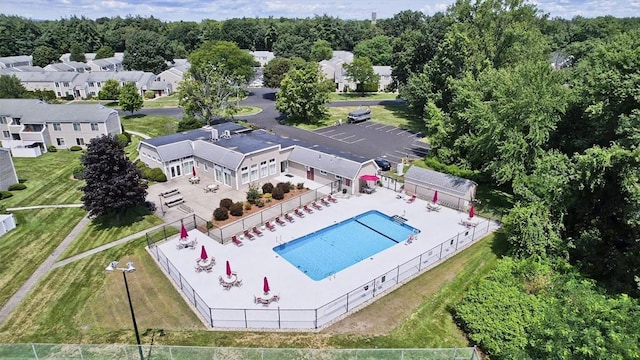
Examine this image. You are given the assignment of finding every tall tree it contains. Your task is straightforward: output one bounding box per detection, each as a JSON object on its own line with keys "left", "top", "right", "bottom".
{"left": 343, "top": 57, "right": 379, "bottom": 94}
{"left": 94, "top": 45, "right": 115, "bottom": 60}
{"left": 31, "top": 45, "right": 60, "bottom": 67}
{"left": 263, "top": 57, "right": 292, "bottom": 88}
{"left": 69, "top": 43, "right": 86, "bottom": 63}
{"left": 123, "top": 30, "right": 173, "bottom": 73}
{"left": 80, "top": 135, "right": 148, "bottom": 218}
{"left": 188, "top": 41, "right": 256, "bottom": 83}
{"left": 118, "top": 82, "right": 143, "bottom": 114}
{"left": 0, "top": 75, "right": 28, "bottom": 98}
{"left": 309, "top": 40, "right": 333, "bottom": 62}
{"left": 98, "top": 79, "right": 121, "bottom": 100}
{"left": 276, "top": 62, "right": 334, "bottom": 123}
{"left": 354, "top": 35, "right": 393, "bottom": 66}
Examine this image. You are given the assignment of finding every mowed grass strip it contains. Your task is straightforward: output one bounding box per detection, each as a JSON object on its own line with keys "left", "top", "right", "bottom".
{"left": 121, "top": 114, "right": 179, "bottom": 138}
{"left": 4, "top": 151, "right": 84, "bottom": 208}
{"left": 124, "top": 134, "right": 141, "bottom": 161}
{"left": 0, "top": 208, "right": 86, "bottom": 308}
{"left": 59, "top": 209, "right": 164, "bottom": 260}
{"left": 329, "top": 93, "right": 399, "bottom": 101}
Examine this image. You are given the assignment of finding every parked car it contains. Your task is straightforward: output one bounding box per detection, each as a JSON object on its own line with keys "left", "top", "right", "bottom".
{"left": 347, "top": 108, "right": 371, "bottom": 123}
{"left": 375, "top": 158, "right": 391, "bottom": 171}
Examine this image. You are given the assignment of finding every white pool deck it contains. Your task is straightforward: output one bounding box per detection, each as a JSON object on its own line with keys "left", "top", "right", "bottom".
{"left": 152, "top": 187, "right": 500, "bottom": 329}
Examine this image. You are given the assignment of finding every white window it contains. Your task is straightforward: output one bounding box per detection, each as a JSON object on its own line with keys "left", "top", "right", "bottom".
{"left": 204, "top": 163, "right": 208, "bottom": 171}
{"left": 2, "top": 130, "right": 9, "bottom": 138}
{"left": 241, "top": 166, "right": 249, "bottom": 184}
{"left": 335, "top": 175, "right": 343, "bottom": 180}
{"left": 76, "top": 138, "right": 85, "bottom": 145}
{"left": 54, "top": 82, "right": 60, "bottom": 87}
{"left": 319, "top": 170, "right": 327, "bottom": 175}
{"left": 88, "top": 82, "right": 94, "bottom": 87}
{"left": 223, "top": 169, "right": 231, "bottom": 185}
{"left": 260, "top": 161, "right": 268, "bottom": 178}
{"left": 90, "top": 123, "right": 98, "bottom": 131}
{"left": 73, "top": 122, "right": 81, "bottom": 131}
{"left": 56, "top": 138, "right": 65, "bottom": 146}
{"left": 269, "top": 159, "right": 276, "bottom": 175}
{"left": 214, "top": 165, "right": 223, "bottom": 182}
{"left": 53, "top": 123, "right": 61, "bottom": 131}
{"left": 250, "top": 164, "right": 259, "bottom": 181}
{"left": 0, "top": 116, "right": 5, "bottom": 124}
{"left": 97, "top": 82, "right": 101, "bottom": 87}
{"left": 63, "top": 82, "right": 70, "bottom": 87}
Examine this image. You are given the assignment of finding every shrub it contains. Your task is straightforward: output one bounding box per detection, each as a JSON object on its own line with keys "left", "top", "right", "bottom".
{"left": 47, "top": 145, "right": 57, "bottom": 153}
{"left": 0, "top": 191, "right": 13, "bottom": 199}
{"left": 206, "top": 221, "right": 214, "bottom": 229}
{"left": 8, "top": 183, "right": 26, "bottom": 191}
{"left": 72, "top": 165, "right": 85, "bottom": 180}
{"left": 115, "top": 133, "right": 130, "bottom": 146}
{"left": 276, "top": 182, "right": 290, "bottom": 194}
{"left": 144, "top": 168, "right": 167, "bottom": 182}
{"left": 144, "top": 200, "right": 156, "bottom": 212}
{"left": 220, "top": 198, "right": 233, "bottom": 209}
{"left": 213, "top": 207, "right": 229, "bottom": 221}
{"left": 144, "top": 90, "right": 155, "bottom": 99}
{"left": 262, "top": 182, "right": 274, "bottom": 194}
{"left": 256, "top": 199, "right": 264, "bottom": 207}
{"left": 262, "top": 193, "right": 272, "bottom": 199}
{"left": 229, "top": 202, "right": 244, "bottom": 216}
{"left": 297, "top": 182, "right": 305, "bottom": 189}
{"left": 135, "top": 159, "right": 147, "bottom": 170}
{"left": 246, "top": 183, "right": 261, "bottom": 204}
{"left": 244, "top": 202, "right": 252, "bottom": 211}
{"left": 69, "top": 145, "right": 82, "bottom": 151}
{"left": 272, "top": 187, "right": 285, "bottom": 200}
{"left": 64, "top": 94, "right": 75, "bottom": 101}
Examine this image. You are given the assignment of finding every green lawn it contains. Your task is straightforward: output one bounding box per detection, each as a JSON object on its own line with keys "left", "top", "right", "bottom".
{"left": 235, "top": 106, "right": 262, "bottom": 116}
{"left": 121, "top": 114, "right": 179, "bottom": 137}
{"left": 58, "top": 209, "right": 164, "bottom": 260}
{"left": 143, "top": 94, "right": 180, "bottom": 108}
{"left": 124, "top": 135, "right": 141, "bottom": 161}
{"left": 329, "top": 92, "right": 399, "bottom": 101}
{"left": 0, "top": 208, "right": 86, "bottom": 309}
{"left": 2, "top": 151, "right": 84, "bottom": 208}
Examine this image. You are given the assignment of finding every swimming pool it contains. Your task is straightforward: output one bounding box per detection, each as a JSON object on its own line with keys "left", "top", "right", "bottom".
{"left": 274, "top": 210, "right": 420, "bottom": 281}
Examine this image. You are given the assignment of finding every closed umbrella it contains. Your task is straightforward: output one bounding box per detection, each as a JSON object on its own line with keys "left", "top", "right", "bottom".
{"left": 192, "top": 166, "right": 197, "bottom": 177}
{"left": 226, "top": 260, "right": 232, "bottom": 278}
{"left": 263, "top": 276, "right": 270, "bottom": 295}
{"left": 180, "top": 224, "right": 188, "bottom": 239}
{"left": 200, "top": 245, "right": 208, "bottom": 261}
{"left": 432, "top": 190, "right": 438, "bottom": 204}
{"left": 469, "top": 205, "right": 475, "bottom": 219}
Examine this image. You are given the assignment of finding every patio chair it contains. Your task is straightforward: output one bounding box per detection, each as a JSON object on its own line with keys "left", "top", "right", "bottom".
{"left": 320, "top": 198, "right": 330, "bottom": 207}
{"left": 312, "top": 201, "right": 322, "bottom": 210}
{"left": 275, "top": 217, "right": 286, "bottom": 226}
{"left": 265, "top": 221, "right": 276, "bottom": 231}
{"left": 426, "top": 202, "right": 442, "bottom": 212}
{"left": 294, "top": 208, "right": 305, "bottom": 218}
{"left": 231, "top": 235, "right": 243, "bottom": 246}
{"left": 285, "top": 213, "right": 295, "bottom": 222}
{"left": 406, "top": 195, "right": 417, "bottom": 204}
{"left": 252, "top": 226, "right": 264, "bottom": 236}
{"left": 328, "top": 194, "right": 338, "bottom": 203}
{"left": 303, "top": 205, "right": 314, "bottom": 214}
{"left": 243, "top": 229, "right": 255, "bottom": 240}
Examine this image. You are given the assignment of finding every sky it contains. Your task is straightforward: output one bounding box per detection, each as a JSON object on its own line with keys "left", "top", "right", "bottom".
{"left": 1, "top": 0, "right": 639, "bottom": 22}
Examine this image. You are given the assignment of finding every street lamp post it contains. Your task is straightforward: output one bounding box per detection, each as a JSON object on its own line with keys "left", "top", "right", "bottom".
{"left": 106, "top": 261, "right": 144, "bottom": 360}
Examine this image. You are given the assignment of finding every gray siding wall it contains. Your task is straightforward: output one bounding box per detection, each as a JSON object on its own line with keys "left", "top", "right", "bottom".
{"left": 0, "top": 151, "right": 18, "bottom": 190}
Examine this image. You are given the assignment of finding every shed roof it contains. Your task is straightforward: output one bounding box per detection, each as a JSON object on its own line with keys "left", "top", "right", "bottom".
{"left": 404, "top": 166, "right": 477, "bottom": 198}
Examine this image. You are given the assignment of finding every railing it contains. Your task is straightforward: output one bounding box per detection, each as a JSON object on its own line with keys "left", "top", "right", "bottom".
{"left": 0, "top": 343, "right": 481, "bottom": 360}
{"left": 147, "top": 216, "right": 496, "bottom": 330}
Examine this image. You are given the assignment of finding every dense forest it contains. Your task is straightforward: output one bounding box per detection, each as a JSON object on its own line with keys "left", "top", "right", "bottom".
{"left": 2, "top": 0, "right": 639, "bottom": 358}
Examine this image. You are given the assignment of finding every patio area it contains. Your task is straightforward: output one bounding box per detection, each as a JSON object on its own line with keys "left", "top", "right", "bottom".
{"left": 149, "top": 186, "right": 500, "bottom": 330}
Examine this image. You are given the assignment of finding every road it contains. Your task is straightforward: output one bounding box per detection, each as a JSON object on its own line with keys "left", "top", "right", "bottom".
{"left": 122, "top": 87, "right": 428, "bottom": 166}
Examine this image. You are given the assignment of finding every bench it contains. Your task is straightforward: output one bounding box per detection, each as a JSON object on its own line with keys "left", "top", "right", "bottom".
{"left": 165, "top": 197, "right": 184, "bottom": 208}
{"left": 160, "top": 188, "right": 180, "bottom": 198}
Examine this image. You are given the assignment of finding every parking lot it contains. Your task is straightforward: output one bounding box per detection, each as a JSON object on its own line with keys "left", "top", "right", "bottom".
{"left": 313, "top": 120, "right": 430, "bottom": 165}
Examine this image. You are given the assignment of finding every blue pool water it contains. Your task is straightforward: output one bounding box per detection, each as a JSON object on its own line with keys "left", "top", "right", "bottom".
{"left": 274, "top": 210, "right": 419, "bottom": 281}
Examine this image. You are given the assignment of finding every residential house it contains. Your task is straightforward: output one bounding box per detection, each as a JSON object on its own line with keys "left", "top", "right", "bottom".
{"left": 7, "top": 71, "right": 86, "bottom": 98}
{"left": 87, "top": 57, "right": 124, "bottom": 72}
{"left": 0, "top": 99, "right": 121, "bottom": 156}
{"left": 372, "top": 66, "right": 393, "bottom": 91}
{"left": 0, "top": 55, "right": 33, "bottom": 68}
{"left": 0, "top": 148, "right": 19, "bottom": 190}
{"left": 85, "top": 71, "right": 159, "bottom": 97}
{"left": 44, "top": 61, "right": 91, "bottom": 73}
{"left": 0, "top": 65, "right": 44, "bottom": 73}
{"left": 59, "top": 52, "right": 124, "bottom": 63}
{"left": 249, "top": 51, "right": 275, "bottom": 67}
{"left": 156, "top": 61, "right": 190, "bottom": 94}
{"left": 403, "top": 166, "right": 477, "bottom": 209}
{"left": 137, "top": 123, "right": 377, "bottom": 194}
{"left": 320, "top": 51, "right": 395, "bottom": 92}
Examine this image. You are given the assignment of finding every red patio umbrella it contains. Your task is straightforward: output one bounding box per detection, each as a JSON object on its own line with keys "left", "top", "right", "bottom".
{"left": 469, "top": 205, "right": 475, "bottom": 219}
{"left": 200, "top": 245, "right": 208, "bottom": 261}
{"left": 226, "top": 260, "right": 232, "bottom": 278}
{"left": 432, "top": 190, "right": 439, "bottom": 204}
{"left": 180, "top": 224, "right": 188, "bottom": 239}
{"left": 263, "top": 276, "right": 270, "bottom": 295}
{"left": 192, "top": 166, "right": 197, "bottom": 177}
{"left": 360, "top": 174, "right": 380, "bottom": 182}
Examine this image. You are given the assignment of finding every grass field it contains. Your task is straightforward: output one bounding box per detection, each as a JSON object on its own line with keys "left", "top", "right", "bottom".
{"left": 143, "top": 94, "right": 179, "bottom": 108}
{"left": 124, "top": 135, "right": 141, "bottom": 161}
{"left": 121, "top": 114, "right": 179, "bottom": 138}
{"left": 0, "top": 208, "right": 86, "bottom": 309}
{"left": 58, "top": 209, "right": 164, "bottom": 260}
{"left": 329, "top": 93, "right": 399, "bottom": 101}
{"left": 2, "top": 151, "right": 84, "bottom": 208}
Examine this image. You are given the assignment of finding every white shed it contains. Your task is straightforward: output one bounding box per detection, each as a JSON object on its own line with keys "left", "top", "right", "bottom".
{"left": 0, "top": 214, "right": 16, "bottom": 237}
{"left": 403, "top": 166, "right": 477, "bottom": 210}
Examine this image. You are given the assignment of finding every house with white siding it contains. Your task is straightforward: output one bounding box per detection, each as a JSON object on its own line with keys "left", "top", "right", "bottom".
{"left": 0, "top": 148, "right": 19, "bottom": 190}
{"left": 0, "top": 56, "right": 33, "bottom": 68}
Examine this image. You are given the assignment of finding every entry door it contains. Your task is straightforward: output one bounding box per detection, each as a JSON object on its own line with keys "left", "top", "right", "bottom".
{"left": 307, "top": 167, "right": 314, "bottom": 180}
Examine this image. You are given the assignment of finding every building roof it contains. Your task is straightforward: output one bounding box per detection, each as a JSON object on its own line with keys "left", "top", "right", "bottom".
{"left": 373, "top": 66, "right": 392, "bottom": 76}
{"left": 10, "top": 71, "right": 83, "bottom": 82}
{"left": 288, "top": 146, "right": 368, "bottom": 179}
{"left": 404, "top": 166, "right": 477, "bottom": 198}
{"left": 1, "top": 65, "right": 43, "bottom": 72}
{"left": 44, "top": 62, "right": 90, "bottom": 72}
{"left": 156, "top": 141, "right": 194, "bottom": 162}
{"left": 0, "top": 55, "right": 32, "bottom": 67}
{"left": 0, "top": 99, "right": 117, "bottom": 123}
{"left": 193, "top": 141, "right": 245, "bottom": 169}
{"left": 90, "top": 57, "right": 122, "bottom": 67}
{"left": 142, "top": 123, "right": 248, "bottom": 147}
